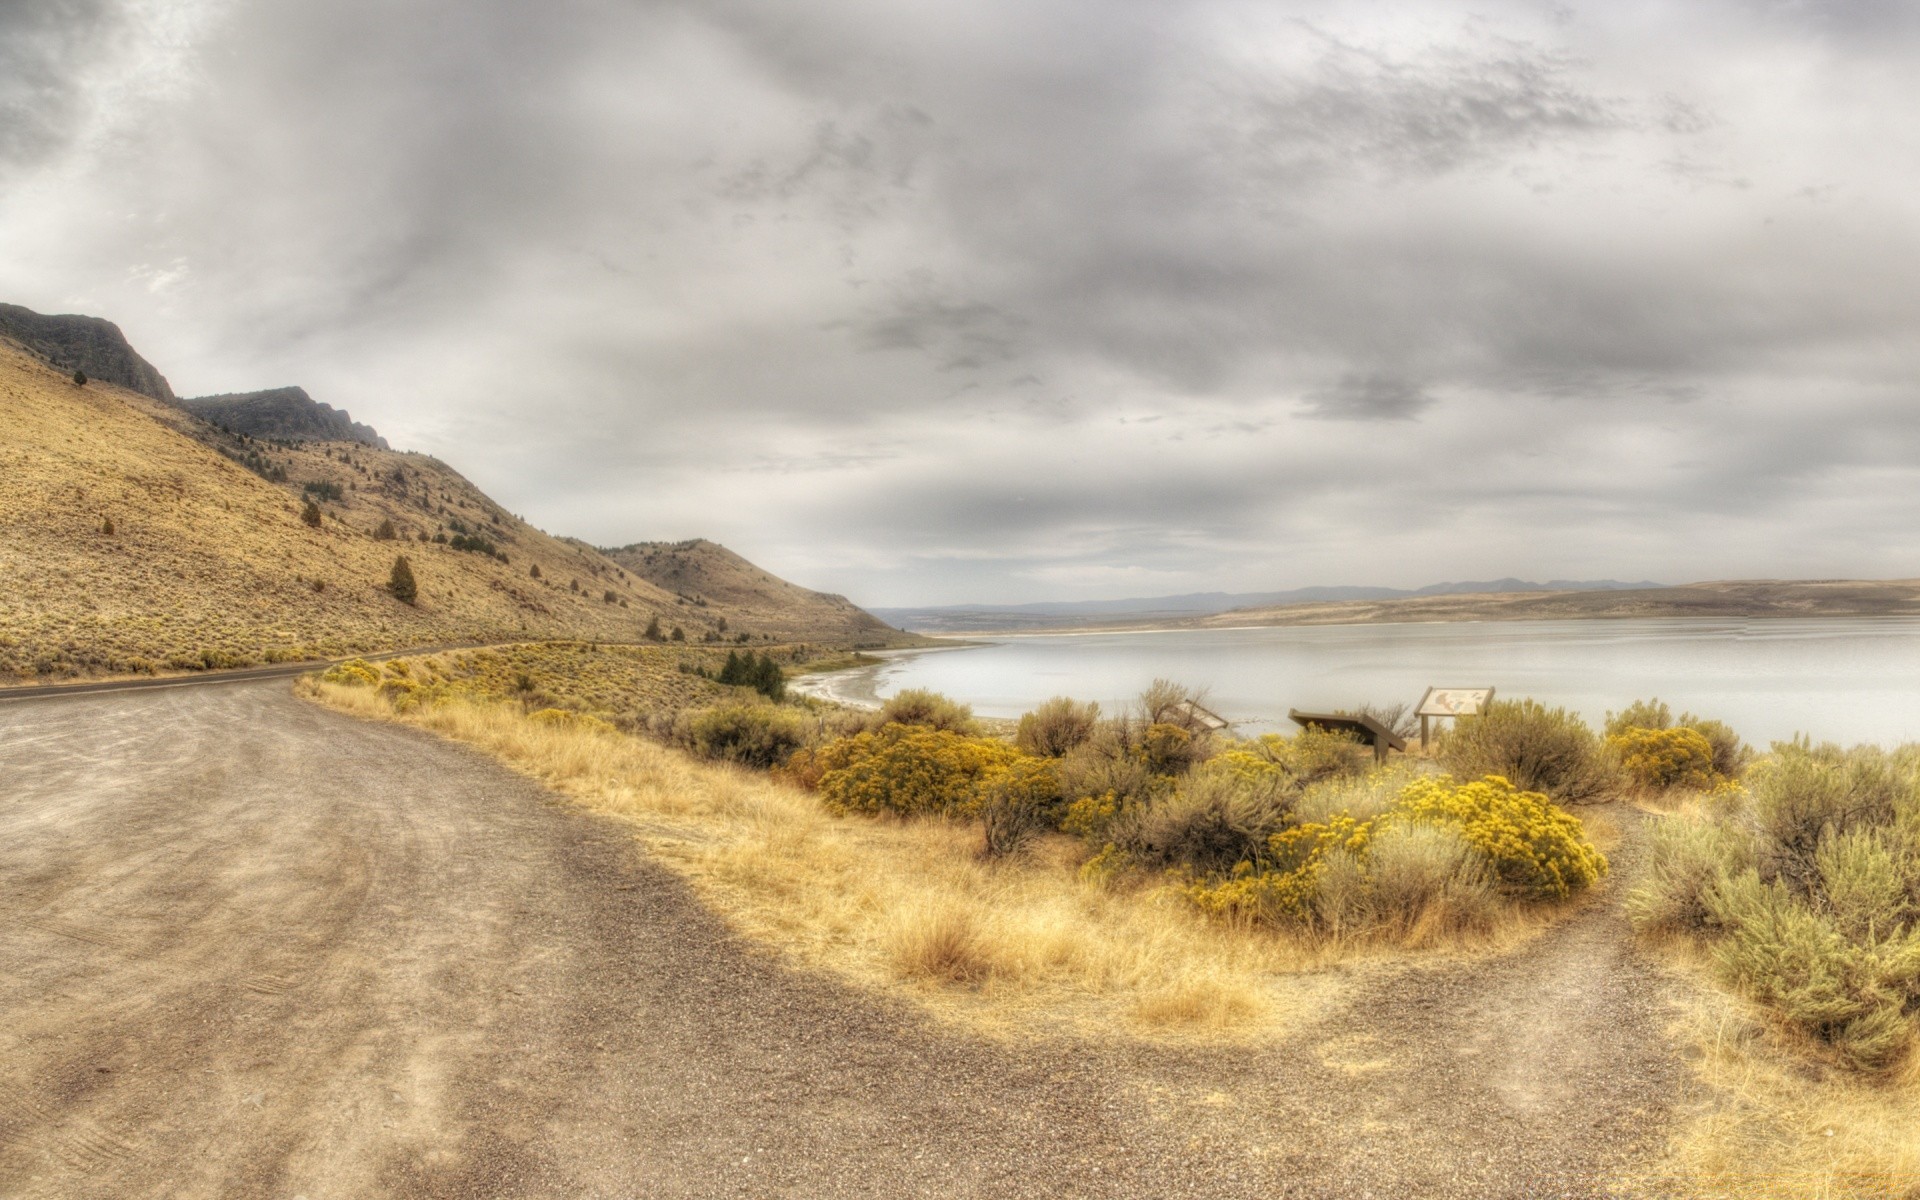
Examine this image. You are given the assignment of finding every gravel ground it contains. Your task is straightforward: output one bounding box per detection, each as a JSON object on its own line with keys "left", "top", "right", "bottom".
{"left": 0, "top": 682, "right": 1697, "bottom": 1198}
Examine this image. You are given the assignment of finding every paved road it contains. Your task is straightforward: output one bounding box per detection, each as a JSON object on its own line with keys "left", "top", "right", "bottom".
{"left": 0, "top": 682, "right": 1695, "bottom": 1198}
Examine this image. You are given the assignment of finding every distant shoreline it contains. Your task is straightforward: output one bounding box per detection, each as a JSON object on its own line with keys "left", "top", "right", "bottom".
{"left": 887, "top": 579, "right": 1920, "bottom": 638}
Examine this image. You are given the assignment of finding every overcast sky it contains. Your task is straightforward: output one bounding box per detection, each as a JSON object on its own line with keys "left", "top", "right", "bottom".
{"left": 4, "top": 0, "right": 1918, "bottom": 605}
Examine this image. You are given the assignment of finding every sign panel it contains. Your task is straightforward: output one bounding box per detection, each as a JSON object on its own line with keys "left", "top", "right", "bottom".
{"left": 1416, "top": 687, "right": 1495, "bottom": 718}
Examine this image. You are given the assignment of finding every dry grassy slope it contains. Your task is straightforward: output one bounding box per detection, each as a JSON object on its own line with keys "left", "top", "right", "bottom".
{"left": 0, "top": 341, "right": 895, "bottom": 681}
{"left": 601, "top": 538, "right": 902, "bottom": 643}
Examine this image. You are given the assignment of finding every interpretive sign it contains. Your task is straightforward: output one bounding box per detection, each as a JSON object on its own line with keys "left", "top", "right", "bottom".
{"left": 1288, "top": 709, "right": 1406, "bottom": 765}
{"left": 1414, "top": 686, "right": 1496, "bottom": 748}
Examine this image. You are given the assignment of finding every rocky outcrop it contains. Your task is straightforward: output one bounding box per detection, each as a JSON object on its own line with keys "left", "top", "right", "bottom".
{"left": 181, "top": 387, "right": 389, "bottom": 448}
{"left": 0, "top": 303, "right": 177, "bottom": 403}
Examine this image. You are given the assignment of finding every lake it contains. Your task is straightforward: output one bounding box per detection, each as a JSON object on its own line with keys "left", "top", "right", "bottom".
{"left": 795, "top": 617, "right": 1920, "bottom": 748}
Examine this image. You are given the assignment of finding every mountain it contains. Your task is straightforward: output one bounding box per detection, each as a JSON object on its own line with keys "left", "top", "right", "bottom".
{"left": 874, "top": 579, "right": 1666, "bottom": 633}
{"left": 0, "top": 302, "right": 176, "bottom": 403}
{"left": 600, "top": 538, "right": 897, "bottom": 643}
{"left": 0, "top": 325, "right": 913, "bottom": 682}
{"left": 182, "top": 386, "right": 389, "bottom": 448}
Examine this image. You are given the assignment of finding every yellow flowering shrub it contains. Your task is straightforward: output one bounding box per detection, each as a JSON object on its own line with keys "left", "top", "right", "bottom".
{"left": 1181, "top": 816, "right": 1372, "bottom": 923}
{"left": 814, "top": 724, "right": 1022, "bottom": 818}
{"left": 1393, "top": 775, "right": 1606, "bottom": 899}
{"left": 320, "top": 658, "right": 379, "bottom": 687}
{"left": 1607, "top": 726, "right": 1717, "bottom": 791}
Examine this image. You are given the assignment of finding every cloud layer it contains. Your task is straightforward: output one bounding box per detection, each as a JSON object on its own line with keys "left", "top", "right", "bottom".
{"left": 4, "top": 0, "right": 1918, "bottom": 604}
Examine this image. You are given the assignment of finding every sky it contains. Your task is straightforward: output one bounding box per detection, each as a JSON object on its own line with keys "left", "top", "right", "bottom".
{"left": 3, "top": 0, "right": 1919, "bottom": 606}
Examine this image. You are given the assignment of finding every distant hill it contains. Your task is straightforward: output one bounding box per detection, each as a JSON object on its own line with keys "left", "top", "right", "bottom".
{"left": 1198, "top": 580, "right": 1920, "bottom": 630}
{"left": 183, "top": 386, "right": 389, "bottom": 449}
{"left": 0, "top": 329, "right": 915, "bottom": 682}
{"left": 0, "top": 302, "right": 176, "bottom": 403}
{"left": 600, "top": 538, "right": 898, "bottom": 643}
{"left": 875, "top": 579, "right": 1664, "bottom": 633}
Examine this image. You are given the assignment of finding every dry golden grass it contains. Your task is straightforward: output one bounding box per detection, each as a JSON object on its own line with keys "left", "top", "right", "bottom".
{"left": 306, "top": 678, "right": 1351, "bottom": 1040}
{"left": 0, "top": 340, "right": 903, "bottom": 681}
{"left": 1641, "top": 951, "right": 1920, "bottom": 1200}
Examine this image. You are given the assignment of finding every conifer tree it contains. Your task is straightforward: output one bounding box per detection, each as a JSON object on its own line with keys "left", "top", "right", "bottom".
{"left": 389, "top": 555, "right": 418, "bottom": 604}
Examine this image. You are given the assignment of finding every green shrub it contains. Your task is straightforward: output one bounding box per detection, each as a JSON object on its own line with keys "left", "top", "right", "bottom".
{"left": 1438, "top": 699, "right": 1619, "bottom": 804}
{"left": 1627, "top": 813, "right": 1751, "bottom": 936}
{"left": 300, "top": 500, "right": 323, "bottom": 528}
{"left": 1630, "top": 742, "right": 1920, "bottom": 1071}
{"left": 814, "top": 725, "right": 1019, "bottom": 818}
{"left": 1608, "top": 726, "right": 1717, "bottom": 791}
{"left": 1015, "top": 696, "right": 1101, "bottom": 757}
{"left": 1678, "top": 714, "right": 1751, "bottom": 779}
{"left": 1605, "top": 697, "right": 1673, "bottom": 737}
{"left": 1393, "top": 775, "right": 1608, "bottom": 900}
{"left": 1122, "top": 767, "right": 1294, "bottom": 874}
{"left": 877, "top": 688, "right": 977, "bottom": 735}
{"left": 388, "top": 555, "right": 417, "bottom": 604}
{"left": 373, "top": 517, "right": 397, "bottom": 540}
{"left": 1707, "top": 868, "right": 1920, "bottom": 1071}
{"left": 688, "top": 702, "right": 810, "bottom": 769}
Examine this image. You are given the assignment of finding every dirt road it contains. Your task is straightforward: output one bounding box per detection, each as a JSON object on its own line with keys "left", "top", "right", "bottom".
{"left": 0, "top": 681, "right": 1695, "bottom": 1198}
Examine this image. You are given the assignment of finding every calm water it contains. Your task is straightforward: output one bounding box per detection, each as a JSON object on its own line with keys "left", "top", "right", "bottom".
{"left": 797, "top": 618, "right": 1920, "bottom": 747}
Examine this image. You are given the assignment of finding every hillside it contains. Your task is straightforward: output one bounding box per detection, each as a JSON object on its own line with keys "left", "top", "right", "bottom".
{"left": 0, "top": 303, "right": 176, "bottom": 403}
{"left": 1199, "top": 579, "right": 1920, "bottom": 629}
{"left": 601, "top": 538, "right": 898, "bottom": 643}
{"left": 876, "top": 578, "right": 1665, "bottom": 633}
{"left": 0, "top": 339, "right": 911, "bottom": 681}
{"left": 183, "top": 386, "right": 389, "bottom": 448}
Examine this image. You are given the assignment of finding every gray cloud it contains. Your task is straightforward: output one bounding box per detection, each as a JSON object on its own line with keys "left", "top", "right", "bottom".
{"left": 1299, "top": 374, "right": 1435, "bottom": 421}
{"left": 3, "top": 0, "right": 1920, "bottom": 604}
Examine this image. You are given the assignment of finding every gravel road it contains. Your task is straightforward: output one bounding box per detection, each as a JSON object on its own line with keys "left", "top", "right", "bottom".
{"left": 0, "top": 681, "right": 1695, "bottom": 1198}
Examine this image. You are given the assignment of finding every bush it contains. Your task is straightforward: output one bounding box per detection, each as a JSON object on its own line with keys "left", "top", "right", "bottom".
{"left": 1678, "top": 714, "right": 1751, "bottom": 779}
{"left": 1627, "top": 814, "right": 1752, "bottom": 935}
{"left": 814, "top": 725, "right": 1020, "bottom": 818}
{"left": 1607, "top": 698, "right": 1751, "bottom": 779}
{"left": 977, "top": 758, "right": 1065, "bottom": 860}
{"left": 1393, "top": 775, "right": 1608, "bottom": 900}
{"left": 388, "top": 555, "right": 418, "bottom": 604}
{"left": 1628, "top": 741, "right": 1920, "bottom": 1071}
{"left": 688, "top": 703, "right": 810, "bottom": 769}
{"left": 1123, "top": 766, "right": 1294, "bottom": 874}
{"left": 1015, "top": 696, "right": 1100, "bottom": 757}
{"left": 1438, "top": 699, "right": 1619, "bottom": 804}
{"left": 300, "top": 500, "right": 323, "bottom": 528}
{"left": 1608, "top": 726, "right": 1717, "bottom": 791}
{"left": 1352, "top": 821, "right": 1496, "bottom": 937}
{"left": 303, "top": 480, "right": 344, "bottom": 503}
{"left": 1605, "top": 698, "right": 1674, "bottom": 737}
{"left": 373, "top": 517, "right": 397, "bottom": 540}
{"left": 321, "top": 658, "right": 379, "bottom": 687}
{"left": 1256, "top": 726, "right": 1369, "bottom": 786}
{"left": 877, "top": 688, "right": 976, "bottom": 735}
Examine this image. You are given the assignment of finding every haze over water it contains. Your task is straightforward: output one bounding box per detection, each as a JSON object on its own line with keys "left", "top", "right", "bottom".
{"left": 800, "top": 617, "right": 1920, "bottom": 747}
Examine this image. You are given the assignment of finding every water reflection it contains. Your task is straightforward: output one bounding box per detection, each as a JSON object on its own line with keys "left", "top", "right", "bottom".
{"left": 797, "top": 618, "right": 1920, "bottom": 747}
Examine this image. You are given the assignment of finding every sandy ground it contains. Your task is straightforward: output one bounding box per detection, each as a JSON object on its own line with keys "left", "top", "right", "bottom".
{"left": 0, "top": 681, "right": 1699, "bottom": 1198}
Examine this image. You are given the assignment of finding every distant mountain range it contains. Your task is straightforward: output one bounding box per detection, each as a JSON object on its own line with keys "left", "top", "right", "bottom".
{"left": 873, "top": 579, "right": 1667, "bottom": 633}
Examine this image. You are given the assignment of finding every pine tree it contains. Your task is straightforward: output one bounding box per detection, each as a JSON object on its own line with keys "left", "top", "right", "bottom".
{"left": 72, "top": 370, "right": 86, "bottom": 386}
{"left": 301, "top": 500, "right": 322, "bottom": 528}
{"left": 644, "top": 615, "right": 663, "bottom": 641}
{"left": 389, "top": 555, "right": 418, "bottom": 604}
{"left": 373, "top": 517, "right": 396, "bottom": 540}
